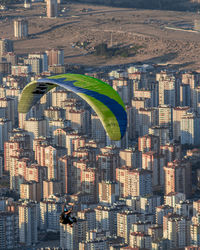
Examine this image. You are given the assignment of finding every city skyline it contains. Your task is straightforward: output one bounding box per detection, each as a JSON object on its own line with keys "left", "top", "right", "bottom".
{"left": 1, "top": 0, "right": 200, "bottom": 250}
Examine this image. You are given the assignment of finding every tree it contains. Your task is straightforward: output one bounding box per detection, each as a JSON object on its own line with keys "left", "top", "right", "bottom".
{"left": 94, "top": 43, "right": 108, "bottom": 56}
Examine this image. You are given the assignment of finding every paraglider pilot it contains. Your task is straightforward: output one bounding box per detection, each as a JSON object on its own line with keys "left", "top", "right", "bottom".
{"left": 60, "top": 206, "right": 77, "bottom": 226}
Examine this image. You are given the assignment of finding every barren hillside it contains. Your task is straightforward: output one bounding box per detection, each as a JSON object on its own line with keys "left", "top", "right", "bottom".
{"left": 1, "top": 3, "right": 200, "bottom": 69}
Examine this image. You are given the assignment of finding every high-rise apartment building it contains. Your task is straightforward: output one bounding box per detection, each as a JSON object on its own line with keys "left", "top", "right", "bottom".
{"left": 35, "top": 143, "right": 65, "bottom": 179}
{"left": 79, "top": 239, "right": 108, "bottom": 250}
{"left": 0, "top": 156, "right": 2, "bottom": 178}
{"left": 133, "top": 88, "right": 155, "bottom": 107}
{"left": 43, "top": 179, "right": 62, "bottom": 199}
{"left": 157, "top": 72, "right": 177, "bottom": 107}
{"left": 10, "top": 157, "right": 46, "bottom": 192}
{"left": 126, "top": 106, "right": 135, "bottom": 140}
{"left": 131, "top": 221, "right": 152, "bottom": 234}
{"left": 0, "top": 118, "right": 12, "bottom": 151}
{"left": 190, "top": 224, "right": 200, "bottom": 246}
{"left": 24, "top": 0, "right": 32, "bottom": 8}
{"left": 44, "top": 106, "right": 63, "bottom": 121}
{"left": 50, "top": 119, "right": 70, "bottom": 138}
{"left": 54, "top": 129, "right": 85, "bottom": 155}
{"left": 48, "top": 64, "right": 65, "bottom": 74}
{"left": 10, "top": 157, "right": 31, "bottom": 192}
{"left": 180, "top": 111, "right": 200, "bottom": 145}
{"left": 0, "top": 62, "right": 11, "bottom": 74}
{"left": 160, "top": 143, "right": 182, "bottom": 165}
{"left": 137, "top": 107, "right": 158, "bottom": 137}
{"left": 140, "top": 195, "right": 161, "bottom": 215}
{"left": 24, "top": 118, "right": 47, "bottom": 147}
{"left": 46, "top": 48, "right": 64, "bottom": 66}
{"left": 175, "top": 200, "right": 193, "bottom": 217}
{"left": 98, "top": 181, "right": 119, "bottom": 205}
{"left": 156, "top": 205, "right": 173, "bottom": 225}
{"left": 69, "top": 159, "right": 89, "bottom": 194}
{"left": 46, "top": 0, "right": 58, "bottom": 18}
{"left": 14, "top": 19, "right": 28, "bottom": 38}
{"left": 119, "top": 148, "right": 139, "bottom": 168}
{"left": 193, "top": 200, "right": 200, "bottom": 216}
{"left": 130, "top": 232, "right": 152, "bottom": 249}
{"left": 26, "top": 164, "right": 47, "bottom": 183}
{"left": 117, "top": 210, "right": 138, "bottom": 244}
{"left": 24, "top": 57, "right": 42, "bottom": 74}
{"left": 28, "top": 53, "right": 48, "bottom": 72}
{"left": 81, "top": 168, "right": 97, "bottom": 202}
{"left": 0, "top": 39, "right": 13, "bottom": 57}
{"left": 148, "top": 225, "right": 163, "bottom": 242}
{"left": 45, "top": 145, "right": 58, "bottom": 179}
{"left": 182, "top": 72, "right": 199, "bottom": 89}
{"left": 116, "top": 167, "right": 152, "bottom": 197}
{"left": 58, "top": 155, "right": 73, "bottom": 193}
{"left": 163, "top": 213, "right": 191, "bottom": 248}
{"left": 60, "top": 219, "right": 87, "bottom": 249}
{"left": 51, "top": 90, "right": 68, "bottom": 107}
{"left": 97, "top": 152, "right": 119, "bottom": 182}
{"left": 0, "top": 211, "right": 19, "bottom": 249}
{"left": 39, "top": 199, "right": 63, "bottom": 231}
{"left": 68, "top": 108, "right": 90, "bottom": 134}
{"left": 0, "top": 97, "right": 15, "bottom": 125}
{"left": 112, "top": 78, "right": 132, "bottom": 105}
{"left": 180, "top": 84, "right": 190, "bottom": 106}
{"left": 164, "top": 192, "right": 186, "bottom": 208}
{"left": 95, "top": 206, "right": 118, "bottom": 235}
{"left": 164, "top": 160, "right": 192, "bottom": 197}
{"left": 20, "top": 181, "right": 42, "bottom": 202}
{"left": 138, "top": 134, "right": 160, "bottom": 153}
{"left": 91, "top": 113, "right": 106, "bottom": 142}
{"left": 19, "top": 201, "right": 38, "bottom": 246}
{"left": 182, "top": 72, "right": 200, "bottom": 108}
{"left": 5, "top": 52, "right": 17, "bottom": 65}
{"left": 149, "top": 126, "right": 170, "bottom": 145}
{"left": 158, "top": 105, "right": 173, "bottom": 128}
{"left": 11, "top": 65, "right": 31, "bottom": 76}
{"left": 142, "top": 151, "right": 165, "bottom": 188}
{"left": 77, "top": 208, "right": 96, "bottom": 231}
{"left": 173, "top": 106, "right": 190, "bottom": 141}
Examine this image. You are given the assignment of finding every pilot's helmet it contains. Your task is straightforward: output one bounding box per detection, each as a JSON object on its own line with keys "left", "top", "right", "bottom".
{"left": 64, "top": 207, "right": 68, "bottom": 212}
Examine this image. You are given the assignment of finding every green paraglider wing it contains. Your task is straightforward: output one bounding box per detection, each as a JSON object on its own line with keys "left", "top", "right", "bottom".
{"left": 18, "top": 74, "right": 127, "bottom": 141}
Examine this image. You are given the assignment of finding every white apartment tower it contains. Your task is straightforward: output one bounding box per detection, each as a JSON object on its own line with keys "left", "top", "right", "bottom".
{"left": 117, "top": 210, "right": 138, "bottom": 244}
{"left": 181, "top": 111, "right": 200, "bottom": 145}
{"left": 47, "top": 0, "right": 58, "bottom": 18}
{"left": 60, "top": 219, "right": 87, "bottom": 249}
{"left": 39, "top": 199, "right": 63, "bottom": 231}
{"left": 14, "top": 19, "right": 28, "bottom": 38}
{"left": 190, "top": 224, "right": 200, "bottom": 246}
{"left": 28, "top": 53, "right": 48, "bottom": 72}
{"left": 157, "top": 72, "right": 177, "bottom": 107}
{"left": 24, "top": 118, "right": 47, "bottom": 148}
{"left": 19, "top": 201, "right": 38, "bottom": 246}
{"left": 163, "top": 214, "right": 190, "bottom": 248}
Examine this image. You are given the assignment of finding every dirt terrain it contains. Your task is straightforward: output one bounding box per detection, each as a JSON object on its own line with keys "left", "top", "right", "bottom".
{"left": 1, "top": 2, "right": 200, "bottom": 69}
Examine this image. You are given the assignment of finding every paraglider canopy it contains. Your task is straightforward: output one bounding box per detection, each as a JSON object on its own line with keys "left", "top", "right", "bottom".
{"left": 18, "top": 74, "right": 127, "bottom": 141}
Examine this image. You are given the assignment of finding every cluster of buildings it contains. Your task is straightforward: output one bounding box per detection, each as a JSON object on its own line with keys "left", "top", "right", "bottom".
{"left": 1, "top": 10, "right": 200, "bottom": 247}
{"left": 0, "top": 38, "right": 64, "bottom": 75}
{"left": 2, "top": 0, "right": 65, "bottom": 42}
